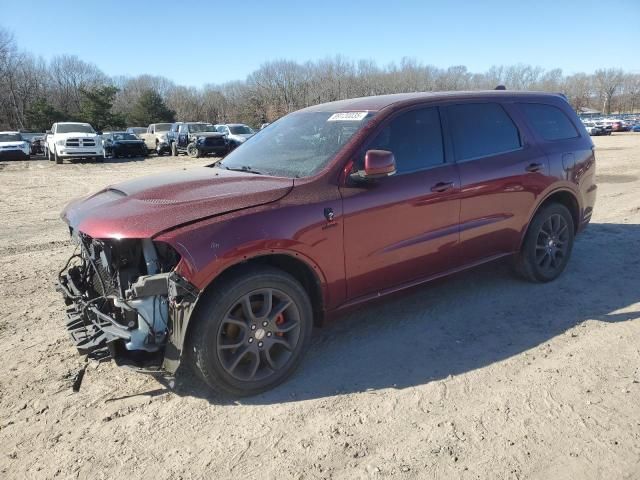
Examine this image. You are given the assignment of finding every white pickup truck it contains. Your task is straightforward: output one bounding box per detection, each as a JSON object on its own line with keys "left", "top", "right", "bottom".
{"left": 46, "top": 122, "right": 104, "bottom": 164}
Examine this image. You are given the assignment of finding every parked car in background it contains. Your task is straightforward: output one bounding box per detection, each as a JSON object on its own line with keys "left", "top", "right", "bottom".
{"left": 102, "top": 132, "right": 147, "bottom": 158}
{"left": 582, "top": 121, "right": 607, "bottom": 136}
{"left": 0, "top": 131, "right": 31, "bottom": 160}
{"left": 166, "top": 122, "right": 183, "bottom": 154}
{"left": 126, "top": 127, "right": 147, "bottom": 138}
{"left": 138, "top": 123, "right": 172, "bottom": 155}
{"left": 171, "top": 122, "right": 229, "bottom": 158}
{"left": 46, "top": 122, "right": 104, "bottom": 164}
{"left": 632, "top": 124, "right": 640, "bottom": 132}
{"left": 57, "top": 90, "right": 596, "bottom": 396}
{"left": 215, "top": 123, "right": 255, "bottom": 148}
{"left": 19, "top": 132, "right": 46, "bottom": 155}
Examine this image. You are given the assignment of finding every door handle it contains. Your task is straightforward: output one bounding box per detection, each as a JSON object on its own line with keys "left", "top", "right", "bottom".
{"left": 430, "top": 181, "right": 454, "bottom": 193}
{"left": 525, "top": 162, "right": 543, "bottom": 173}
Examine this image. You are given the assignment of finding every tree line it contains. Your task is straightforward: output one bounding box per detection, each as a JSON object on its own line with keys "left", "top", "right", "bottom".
{"left": 1, "top": 27, "right": 638, "bottom": 132}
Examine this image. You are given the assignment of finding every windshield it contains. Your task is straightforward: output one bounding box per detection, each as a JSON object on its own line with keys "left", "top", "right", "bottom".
{"left": 129, "top": 127, "right": 146, "bottom": 134}
{"left": 56, "top": 124, "right": 95, "bottom": 134}
{"left": 155, "top": 123, "right": 172, "bottom": 132}
{"left": 113, "top": 133, "right": 138, "bottom": 141}
{"left": 219, "top": 111, "right": 374, "bottom": 178}
{"left": 0, "top": 133, "right": 22, "bottom": 142}
{"left": 229, "top": 125, "right": 254, "bottom": 135}
{"left": 189, "top": 124, "right": 217, "bottom": 133}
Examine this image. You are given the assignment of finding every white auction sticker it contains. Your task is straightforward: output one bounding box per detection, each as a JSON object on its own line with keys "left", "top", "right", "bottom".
{"left": 327, "top": 112, "right": 368, "bottom": 122}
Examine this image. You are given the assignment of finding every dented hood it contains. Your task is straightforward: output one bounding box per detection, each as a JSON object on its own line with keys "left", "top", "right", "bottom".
{"left": 62, "top": 167, "right": 293, "bottom": 239}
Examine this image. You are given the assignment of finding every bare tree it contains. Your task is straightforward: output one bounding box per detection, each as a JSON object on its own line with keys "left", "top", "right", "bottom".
{"left": 594, "top": 68, "right": 624, "bottom": 114}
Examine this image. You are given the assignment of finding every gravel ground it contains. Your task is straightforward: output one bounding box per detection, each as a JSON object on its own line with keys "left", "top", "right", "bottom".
{"left": 0, "top": 136, "right": 639, "bottom": 479}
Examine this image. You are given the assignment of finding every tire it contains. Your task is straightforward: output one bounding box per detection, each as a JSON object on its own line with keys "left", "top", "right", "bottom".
{"left": 187, "top": 143, "right": 200, "bottom": 158}
{"left": 25, "top": 155, "right": 30, "bottom": 160}
{"left": 171, "top": 141, "right": 178, "bottom": 157}
{"left": 514, "top": 203, "right": 575, "bottom": 282}
{"left": 95, "top": 155, "right": 104, "bottom": 163}
{"left": 54, "top": 149, "right": 62, "bottom": 164}
{"left": 189, "top": 266, "right": 313, "bottom": 396}
{"left": 47, "top": 148, "right": 53, "bottom": 162}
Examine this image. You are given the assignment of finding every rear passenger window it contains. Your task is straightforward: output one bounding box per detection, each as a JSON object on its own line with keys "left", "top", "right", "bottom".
{"left": 366, "top": 107, "right": 444, "bottom": 174}
{"left": 519, "top": 103, "right": 579, "bottom": 141}
{"left": 447, "top": 103, "right": 521, "bottom": 161}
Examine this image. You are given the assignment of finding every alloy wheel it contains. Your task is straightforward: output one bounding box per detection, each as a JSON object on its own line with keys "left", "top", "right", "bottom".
{"left": 216, "top": 288, "right": 301, "bottom": 382}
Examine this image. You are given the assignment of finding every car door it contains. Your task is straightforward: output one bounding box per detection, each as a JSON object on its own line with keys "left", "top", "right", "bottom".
{"left": 340, "top": 106, "right": 461, "bottom": 300}
{"left": 444, "top": 102, "right": 550, "bottom": 265}
{"left": 178, "top": 124, "right": 189, "bottom": 148}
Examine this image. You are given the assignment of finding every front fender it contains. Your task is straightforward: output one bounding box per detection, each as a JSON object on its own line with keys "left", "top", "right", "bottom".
{"left": 153, "top": 191, "right": 345, "bottom": 310}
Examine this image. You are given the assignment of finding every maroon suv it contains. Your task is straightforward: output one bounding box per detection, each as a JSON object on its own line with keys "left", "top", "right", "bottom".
{"left": 58, "top": 91, "right": 597, "bottom": 395}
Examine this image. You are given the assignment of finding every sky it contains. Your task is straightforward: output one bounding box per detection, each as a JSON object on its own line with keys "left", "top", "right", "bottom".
{"left": 1, "top": 0, "right": 638, "bottom": 87}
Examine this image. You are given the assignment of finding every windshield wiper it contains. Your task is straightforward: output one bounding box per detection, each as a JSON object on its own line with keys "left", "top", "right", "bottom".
{"left": 219, "top": 164, "right": 264, "bottom": 175}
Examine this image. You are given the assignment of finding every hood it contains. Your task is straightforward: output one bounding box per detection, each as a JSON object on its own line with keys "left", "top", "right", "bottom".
{"left": 228, "top": 133, "right": 254, "bottom": 142}
{"left": 62, "top": 167, "right": 294, "bottom": 239}
{"left": 191, "top": 132, "right": 226, "bottom": 139}
{"left": 113, "top": 139, "right": 145, "bottom": 144}
{"left": 0, "top": 141, "right": 28, "bottom": 148}
{"left": 55, "top": 132, "right": 99, "bottom": 140}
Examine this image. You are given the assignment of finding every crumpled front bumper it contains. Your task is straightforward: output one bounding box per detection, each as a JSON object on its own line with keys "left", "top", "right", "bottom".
{"left": 57, "top": 266, "right": 200, "bottom": 374}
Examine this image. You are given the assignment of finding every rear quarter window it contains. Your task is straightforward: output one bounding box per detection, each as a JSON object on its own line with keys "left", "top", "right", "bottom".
{"left": 447, "top": 103, "right": 521, "bottom": 161}
{"left": 519, "top": 103, "right": 579, "bottom": 141}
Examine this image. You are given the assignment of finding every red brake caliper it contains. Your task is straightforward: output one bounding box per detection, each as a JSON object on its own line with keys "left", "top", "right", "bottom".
{"left": 275, "top": 313, "right": 285, "bottom": 337}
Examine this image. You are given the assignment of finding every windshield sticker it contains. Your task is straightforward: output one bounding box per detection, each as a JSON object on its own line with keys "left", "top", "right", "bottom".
{"left": 327, "top": 112, "right": 368, "bottom": 122}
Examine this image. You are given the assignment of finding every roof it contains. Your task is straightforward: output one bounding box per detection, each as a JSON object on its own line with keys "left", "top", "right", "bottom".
{"left": 301, "top": 90, "right": 567, "bottom": 113}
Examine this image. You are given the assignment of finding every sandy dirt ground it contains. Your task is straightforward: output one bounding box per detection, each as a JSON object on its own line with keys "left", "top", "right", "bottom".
{"left": 0, "top": 135, "right": 639, "bottom": 480}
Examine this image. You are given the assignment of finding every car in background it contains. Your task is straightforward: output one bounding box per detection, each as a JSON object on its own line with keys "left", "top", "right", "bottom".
{"left": 126, "top": 127, "right": 147, "bottom": 138}
{"left": 138, "top": 123, "right": 172, "bottom": 155}
{"left": 582, "top": 121, "right": 607, "bottom": 136}
{"left": 20, "top": 132, "right": 46, "bottom": 155}
{"left": 215, "top": 123, "right": 255, "bottom": 148}
{"left": 102, "top": 132, "right": 147, "bottom": 158}
{"left": 45, "top": 122, "right": 104, "bottom": 164}
{"left": 631, "top": 124, "right": 640, "bottom": 132}
{"left": 0, "top": 131, "right": 31, "bottom": 160}
{"left": 172, "top": 122, "right": 229, "bottom": 158}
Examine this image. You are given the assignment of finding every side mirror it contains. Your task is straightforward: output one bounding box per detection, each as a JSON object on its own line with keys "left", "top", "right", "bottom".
{"left": 352, "top": 149, "right": 397, "bottom": 181}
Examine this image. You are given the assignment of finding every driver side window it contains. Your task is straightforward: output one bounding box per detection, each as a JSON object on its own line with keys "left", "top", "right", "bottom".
{"left": 362, "top": 107, "right": 444, "bottom": 174}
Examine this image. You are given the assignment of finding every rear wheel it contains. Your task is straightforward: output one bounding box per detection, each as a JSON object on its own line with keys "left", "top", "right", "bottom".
{"left": 514, "top": 203, "right": 574, "bottom": 282}
{"left": 190, "top": 267, "right": 313, "bottom": 396}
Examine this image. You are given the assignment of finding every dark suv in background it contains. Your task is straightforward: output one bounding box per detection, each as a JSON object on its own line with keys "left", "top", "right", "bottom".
{"left": 167, "top": 122, "right": 229, "bottom": 158}
{"left": 58, "top": 91, "right": 596, "bottom": 396}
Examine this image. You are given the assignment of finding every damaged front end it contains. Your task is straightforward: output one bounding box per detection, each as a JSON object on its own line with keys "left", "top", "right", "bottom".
{"left": 57, "top": 229, "right": 198, "bottom": 373}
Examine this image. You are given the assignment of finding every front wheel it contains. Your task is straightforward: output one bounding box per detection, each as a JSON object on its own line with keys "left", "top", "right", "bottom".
{"left": 190, "top": 267, "right": 313, "bottom": 396}
{"left": 187, "top": 143, "right": 200, "bottom": 158}
{"left": 171, "top": 141, "right": 178, "bottom": 156}
{"left": 54, "top": 149, "right": 62, "bottom": 164}
{"left": 514, "top": 203, "right": 575, "bottom": 282}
